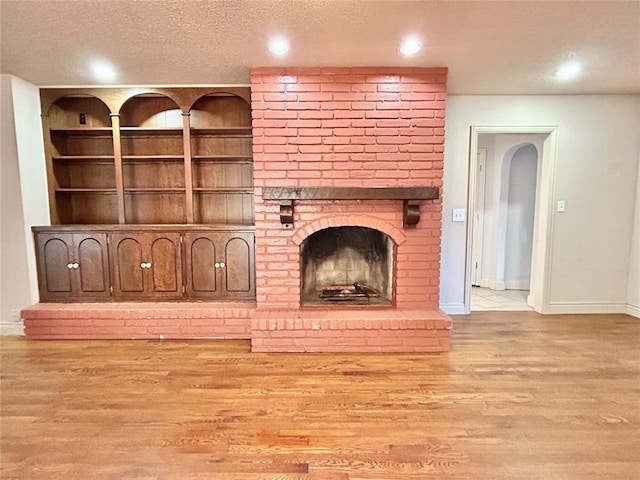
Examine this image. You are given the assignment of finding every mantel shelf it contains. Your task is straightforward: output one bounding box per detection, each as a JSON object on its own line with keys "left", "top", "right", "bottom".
{"left": 262, "top": 186, "right": 439, "bottom": 229}
{"left": 262, "top": 186, "right": 439, "bottom": 201}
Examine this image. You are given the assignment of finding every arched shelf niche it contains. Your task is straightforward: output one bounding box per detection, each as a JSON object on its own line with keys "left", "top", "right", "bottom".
{"left": 189, "top": 92, "right": 254, "bottom": 226}
{"left": 118, "top": 93, "right": 187, "bottom": 224}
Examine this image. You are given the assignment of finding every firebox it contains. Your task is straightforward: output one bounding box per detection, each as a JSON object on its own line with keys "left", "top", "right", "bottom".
{"left": 300, "top": 226, "right": 394, "bottom": 306}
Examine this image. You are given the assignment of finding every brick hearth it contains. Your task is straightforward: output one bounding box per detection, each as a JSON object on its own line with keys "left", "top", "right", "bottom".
{"left": 22, "top": 302, "right": 253, "bottom": 340}
{"left": 251, "top": 308, "right": 452, "bottom": 353}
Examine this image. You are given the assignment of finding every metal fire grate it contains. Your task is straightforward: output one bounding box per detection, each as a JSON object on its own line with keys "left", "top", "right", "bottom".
{"left": 319, "top": 283, "right": 380, "bottom": 302}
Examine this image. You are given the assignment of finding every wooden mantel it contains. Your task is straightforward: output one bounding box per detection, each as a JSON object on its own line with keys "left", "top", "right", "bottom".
{"left": 262, "top": 186, "right": 440, "bottom": 229}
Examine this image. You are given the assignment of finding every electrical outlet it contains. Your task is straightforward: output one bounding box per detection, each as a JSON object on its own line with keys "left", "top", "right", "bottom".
{"left": 79, "top": 113, "right": 86, "bottom": 125}
{"left": 452, "top": 208, "right": 466, "bottom": 222}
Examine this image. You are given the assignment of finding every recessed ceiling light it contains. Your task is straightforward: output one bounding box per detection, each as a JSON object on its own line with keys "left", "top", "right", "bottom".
{"left": 399, "top": 38, "right": 422, "bottom": 56}
{"left": 90, "top": 60, "right": 117, "bottom": 82}
{"left": 268, "top": 37, "right": 290, "bottom": 55}
{"left": 555, "top": 61, "right": 582, "bottom": 79}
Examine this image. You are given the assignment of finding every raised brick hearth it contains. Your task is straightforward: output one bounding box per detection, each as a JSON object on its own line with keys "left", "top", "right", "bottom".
{"left": 251, "top": 308, "right": 451, "bottom": 353}
{"left": 22, "top": 66, "right": 452, "bottom": 352}
{"left": 23, "top": 302, "right": 253, "bottom": 340}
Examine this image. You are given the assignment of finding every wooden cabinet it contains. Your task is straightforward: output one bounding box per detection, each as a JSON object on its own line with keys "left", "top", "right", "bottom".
{"left": 35, "top": 231, "right": 110, "bottom": 301}
{"left": 184, "top": 231, "right": 255, "bottom": 300}
{"left": 36, "top": 87, "right": 255, "bottom": 303}
{"left": 109, "top": 232, "right": 182, "bottom": 299}
{"left": 33, "top": 227, "right": 255, "bottom": 302}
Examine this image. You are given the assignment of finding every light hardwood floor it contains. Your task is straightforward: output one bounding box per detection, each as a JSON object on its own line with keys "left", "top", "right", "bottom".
{"left": 1, "top": 311, "right": 639, "bottom": 479}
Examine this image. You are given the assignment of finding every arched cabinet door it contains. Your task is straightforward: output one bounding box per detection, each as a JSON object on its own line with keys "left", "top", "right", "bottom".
{"left": 75, "top": 234, "right": 110, "bottom": 297}
{"left": 36, "top": 234, "right": 73, "bottom": 300}
{"left": 184, "top": 233, "right": 218, "bottom": 298}
{"left": 35, "top": 231, "right": 110, "bottom": 301}
{"left": 148, "top": 233, "right": 182, "bottom": 297}
{"left": 220, "top": 232, "right": 255, "bottom": 299}
{"left": 111, "top": 235, "right": 145, "bottom": 295}
{"left": 109, "top": 232, "right": 182, "bottom": 299}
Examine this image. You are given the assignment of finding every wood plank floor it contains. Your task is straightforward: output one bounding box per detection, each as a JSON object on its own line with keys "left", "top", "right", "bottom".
{"left": 1, "top": 311, "right": 639, "bottom": 479}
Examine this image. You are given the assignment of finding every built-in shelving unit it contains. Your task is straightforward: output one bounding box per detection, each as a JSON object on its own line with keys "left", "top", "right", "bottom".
{"left": 36, "top": 87, "right": 255, "bottom": 302}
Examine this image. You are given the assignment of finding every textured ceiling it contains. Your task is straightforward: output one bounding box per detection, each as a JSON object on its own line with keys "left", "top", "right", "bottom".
{"left": 1, "top": 0, "right": 639, "bottom": 94}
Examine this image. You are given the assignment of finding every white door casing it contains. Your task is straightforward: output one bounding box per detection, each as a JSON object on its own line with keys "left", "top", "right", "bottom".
{"left": 465, "top": 125, "right": 560, "bottom": 314}
{"left": 471, "top": 147, "right": 486, "bottom": 286}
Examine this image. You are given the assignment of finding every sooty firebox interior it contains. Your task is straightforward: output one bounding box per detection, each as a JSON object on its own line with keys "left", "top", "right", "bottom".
{"left": 300, "top": 226, "right": 394, "bottom": 306}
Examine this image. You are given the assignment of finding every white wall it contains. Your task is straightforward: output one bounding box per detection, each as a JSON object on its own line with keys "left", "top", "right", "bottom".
{"left": 441, "top": 95, "right": 640, "bottom": 314}
{"left": 504, "top": 144, "right": 537, "bottom": 289}
{"left": 0, "top": 74, "right": 48, "bottom": 334}
{"left": 627, "top": 157, "right": 640, "bottom": 318}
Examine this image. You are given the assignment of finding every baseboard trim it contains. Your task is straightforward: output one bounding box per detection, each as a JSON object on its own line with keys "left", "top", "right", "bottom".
{"left": 476, "top": 279, "right": 506, "bottom": 291}
{"left": 505, "top": 280, "right": 530, "bottom": 290}
{"left": 626, "top": 303, "right": 640, "bottom": 319}
{"left": 545, "top": 302, "right": 628, "bottom": 315}
{"left": 440, "top": 303, "right": 467, "bottom": 315}
{"left": 0, "top": 322, "right": 24, "bottom": 336}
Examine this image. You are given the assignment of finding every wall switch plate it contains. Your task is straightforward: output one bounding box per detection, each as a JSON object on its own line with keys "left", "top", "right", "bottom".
{"left": 557, "top": 200, "right": 565, "bottom": 213}
{"left": 452, "top": 208, "right": 466, "bottom": 222}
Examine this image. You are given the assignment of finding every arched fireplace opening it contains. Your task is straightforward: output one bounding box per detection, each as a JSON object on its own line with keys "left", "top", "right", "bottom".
{"left": 300, "top": 226, "right": 394, "bottom": 306}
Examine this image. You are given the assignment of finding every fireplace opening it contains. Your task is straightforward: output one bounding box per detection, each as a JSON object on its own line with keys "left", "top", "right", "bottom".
{"left": 300, "top": 226, "right": 394, "bottom": 306}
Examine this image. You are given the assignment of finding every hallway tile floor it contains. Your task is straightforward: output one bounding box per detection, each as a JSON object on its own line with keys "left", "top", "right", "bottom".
{"left": 471, "top": 286, "right": 534, "bottom": 311}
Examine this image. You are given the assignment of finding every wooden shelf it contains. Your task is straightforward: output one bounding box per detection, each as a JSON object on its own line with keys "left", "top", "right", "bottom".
{"left": 50, "top": 127, "right": 112, "bottom": 136}
{"left": 192, "top": 155, "right": 252, "bottom": 163}
{"left": 191, "top": 127, "right": 252, "bottom": 136}
{"left": 120, "top": 127, "right": 183, "bottom": 135}
{"left": 56, "top": 188, "right": 116, "bottom": 194}
{"left": 124, "top": 188, "right": 186, "bottom": 193}
{"left": 193, "top": 188, "right": 253, "bottom": 193}
{"left": 53, "top": 155, "right": 114, "bottom": 161}
{"left": 122, "top": 155, "right": 185, "bottom": 162}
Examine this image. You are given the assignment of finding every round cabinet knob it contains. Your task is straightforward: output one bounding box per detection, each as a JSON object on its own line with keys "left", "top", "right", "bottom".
{"left": 146, "top": 262, "right": 152, "bottom": 268}
{"left": 214, "top": 262, "right": 220, "bottom": 268}
{"left": 220, "top": 262, "right": 225, "bottom": 268}
{"left": 73, "top": 263, "right": 80, "bottom": 269}
{"left": 67, "top": 263, "right": 74, "bottom": 269}
{"left": 140, "top": 263, "right": 146, "bottom": 269}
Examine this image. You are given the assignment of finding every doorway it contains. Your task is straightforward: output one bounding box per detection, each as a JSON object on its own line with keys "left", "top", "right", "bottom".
{"left": 471, "top": 138, "right": 540, "bottom": 311}
{"left": 465, "top": 126, "right": 560, "bottom": 314}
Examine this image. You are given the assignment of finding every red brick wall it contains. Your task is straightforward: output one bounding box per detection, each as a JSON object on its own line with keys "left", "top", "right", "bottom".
{"left": 251, "top": 67, "right": 447, "bottom": 309}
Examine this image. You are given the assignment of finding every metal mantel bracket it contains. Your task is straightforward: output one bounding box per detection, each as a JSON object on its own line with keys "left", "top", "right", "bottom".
{"left": 279, "top": 200, "right": 294, "bottom": 229}
{"left": 402, "top": 200, "right": 421, "bottom": 229}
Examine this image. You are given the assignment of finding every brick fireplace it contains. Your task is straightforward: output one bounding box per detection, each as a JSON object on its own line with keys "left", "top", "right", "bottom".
{"left": 22, "top": 67, "right": 452, "bottom": 352}
{"left": 250, "top": 67, "right": 452, "bottom": 352}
